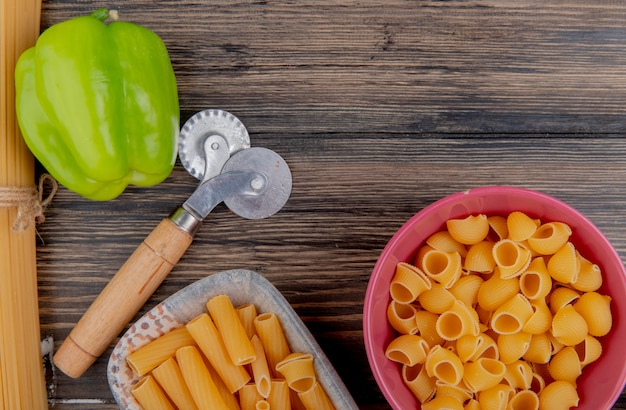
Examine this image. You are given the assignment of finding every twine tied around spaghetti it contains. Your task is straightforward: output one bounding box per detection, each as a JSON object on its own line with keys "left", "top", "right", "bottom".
{"left": 0, "top": 173, "right": 59, "bottom": 231}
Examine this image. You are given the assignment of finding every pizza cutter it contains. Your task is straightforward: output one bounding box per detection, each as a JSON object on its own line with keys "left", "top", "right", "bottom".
{"left": 53, "top": 109, "right": 292, "bottom": 378}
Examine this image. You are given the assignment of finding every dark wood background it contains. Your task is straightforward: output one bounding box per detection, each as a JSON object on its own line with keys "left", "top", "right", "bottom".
{"left": 35, "top": 1, "right": 626, "bottom": 408}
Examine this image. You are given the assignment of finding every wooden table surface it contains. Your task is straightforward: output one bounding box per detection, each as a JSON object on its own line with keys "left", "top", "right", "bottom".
{"left": 36, "top": 1, "right": 626, "bottom": 408}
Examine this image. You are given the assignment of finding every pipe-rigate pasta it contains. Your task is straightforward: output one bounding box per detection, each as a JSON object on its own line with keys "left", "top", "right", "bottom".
{"left": 446, "top": 214, "right": 489, "bottom": 245}
{"left": 475, "top": 304, "right": 492, "bottom": 327}
{"left": 402, "top": 363, "right": 436, "bottom": 403}
{"left": 421, "top": 249, "right": 462, "bottom": 288}
{"left": 497, "top": 332, "right": 532, "bottom": 364}
{"left": 414, "top": 310, "right": 444, "bottom": 347}
{"left": 464, "top": 241, "right": 496, "bottom": 273}
{"left": 384, "top": 211, "right": 613, "bottom": 409}
{"left": 539, "top": 381, "right": 579, "bottom": 410}
{"left": 492, "top": 239, "right": 532, "bottom": 279}
{"left": 450, "top": 275, "right": 484, "bottom": 309}
{"left": 547, "top": 332, "right": 565, "bottom": 356}
{"left": 386, "top": 300, "right": 419, "bottom": 335}
{"left": 465, "top": 398, "right": 481, "bottom": 410}
{"left": 509, "top": 389, "right": 539, "bottom": 410}
{"left": 456, "top": 333, "right": 498, "bottom": 362}
{"left": 548, "top": 287, "right": 580, "bottom": 315}
{"left": 503, "top": 360, "right": 533, "bottom": 390}
{"left": 477, "top": 267, "right": 520, "bottom": 311}
{"left": 487, "top": 215, "right": 508, "bottom": 241}
{"left": 551, "top": 304, "right": 588, "bottom": 346}
{"left": 527, "top": 222, "right": 572, "bottom": 255}
{"left": 418, "top": 396, "right": 460, "bottom": 410}
{"left": 523, "top": 334, "right": 552, "bottom": 364}
{"left": 519, "top": 258, "right": 552, "bottom": 300}
{"left": 436, "top": 299, "right": 480, "bottom": 341}
{"left": 420, "top": 394, "right": 464, "bottom": 410}
{"left": 418, "top": 283, "right": 456, "bottom": 314}
{"left": 571, "top": 256, "right": 602, "bottom": 292}
{"left": 434, "top": 380, "right": 473, "bottom": 403}
{"left": 547, "top": 346, "right": 582, "bottom": 385}
{"left": 522, "top": 299, "right": 552, "bottom": 335}
{"left": 389, "top": 262, "right": 431, "bottom": 304}
{"left": 425, "top": 345, "right": 464, "bottom": 385}
{"left": 385, "top": 334, "right": 429, "bottom": 366}
{"left": 463, "top": 358, "right": 506, "bottom": 392}
{"left": 577, "top": 335, "right": 602, "bottom": 367}
{"left": 573, "top": 291, "right": 612, "bottom": 337}
{"left": 547, "top": 242, "right": 580, "bottom": 283}
{"left": 491, "top": 294, "right": 534, "bottom": 335}
{"left": 507, "top": 211, "right": 539, "bottom": 242}
{"left": 530, "top": 370, "right": 546, "bottom": 395}
{"left": 442, "top": 339, "right": 456, "bottom": 353}
{"left": 522, "top": 240, "right": 538, "bottom": 258}
{"left": 426, "top": 231, "right": 468, "bottom": 257}
{"left": 477, "top": 384, "right": 514, "bottom": 410}
{"left": 414, "top": 245, "right": 434, "bottom": 269}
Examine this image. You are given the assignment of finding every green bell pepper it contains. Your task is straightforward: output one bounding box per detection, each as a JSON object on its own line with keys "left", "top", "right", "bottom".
{"left": 15, "top": 9, "right": 179, "bottom": 200}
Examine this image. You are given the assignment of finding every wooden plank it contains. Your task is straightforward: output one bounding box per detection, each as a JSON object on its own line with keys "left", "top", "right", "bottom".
{"left": 40, "top": 1, "right": 626, "bottom": 134}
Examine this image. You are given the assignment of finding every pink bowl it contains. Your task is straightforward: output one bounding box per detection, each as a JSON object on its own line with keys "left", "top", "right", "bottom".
{"left": 363, "top": 186, "right": 626, "bottom": 409}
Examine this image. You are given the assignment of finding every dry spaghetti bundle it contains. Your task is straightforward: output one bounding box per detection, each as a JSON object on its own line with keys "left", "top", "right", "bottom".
{"left": 0, "top": 0, "right": 48, "bottom": 407}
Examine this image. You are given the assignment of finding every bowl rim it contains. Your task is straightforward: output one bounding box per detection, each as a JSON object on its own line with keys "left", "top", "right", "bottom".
{"left": 363, "top": 186, "right": 626, "bottom": 409}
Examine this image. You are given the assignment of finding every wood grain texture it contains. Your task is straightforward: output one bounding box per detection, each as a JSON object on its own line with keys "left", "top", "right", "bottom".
{"left": 33, "top": 1, "right": 626, "bottom": 408}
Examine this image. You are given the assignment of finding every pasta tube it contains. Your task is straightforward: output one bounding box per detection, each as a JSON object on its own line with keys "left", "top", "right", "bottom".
{"left": 254, "top": 312, "right": 291, "bottom": 376}
{"left": 151, "top": 357, "right": 198, "bottom": 410}
{"left": 205, "top": 359, "right": 242, "bottom": 410}
{"left": 239, "top": 383, "right": 263, "bottom": 410}
{"left": 297, "top": 381, "right": 335, "bottom": 410}
{"left": 186, "top": 313, "right": 251, "bottom": 393}
{"left": 268, "top": 379, "right": 291, "bottom": 409}
{"left": 131, "top": 375, "right": 175, "bottom": 410}
{"left": 127, "top": 326, "right": 196, "bottom": 376}
{"left": 175, "top": 346, "right": 230, "bottom": 410}
{"left": 207, "top": 294, "right": 256, "bottom": 365}
{"left": 275, "top": 352, "right": 316, "bottom": 393}
{"left": 250, "top": 335, "right": 272, "bottom": 398}
{"left": 236, "top": 303, "right": 258, "bottom": 339}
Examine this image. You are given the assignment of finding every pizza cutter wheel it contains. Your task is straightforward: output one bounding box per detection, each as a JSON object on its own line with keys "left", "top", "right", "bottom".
{"left": 178, "top": 109, "right": 250, "bottom": 182}
{"left": 53, "top": 110, "right": 292, "bottom": 379}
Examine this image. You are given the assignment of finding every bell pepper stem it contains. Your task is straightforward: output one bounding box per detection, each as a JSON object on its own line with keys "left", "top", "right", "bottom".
{"left": 89, "top": 8, "right": 119, "bottom": 23}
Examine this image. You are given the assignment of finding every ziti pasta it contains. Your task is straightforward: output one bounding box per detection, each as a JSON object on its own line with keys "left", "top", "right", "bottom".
{"left": 128, "top": 294, "right": 335, "bottom": 410}
{"left": 384, "top": 211, "right": 613, "bottom": 410}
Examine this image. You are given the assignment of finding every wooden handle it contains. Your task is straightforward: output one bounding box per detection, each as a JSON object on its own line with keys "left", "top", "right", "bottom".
{"left": 53, "top": 217, "right": 193, "bottom": 378}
